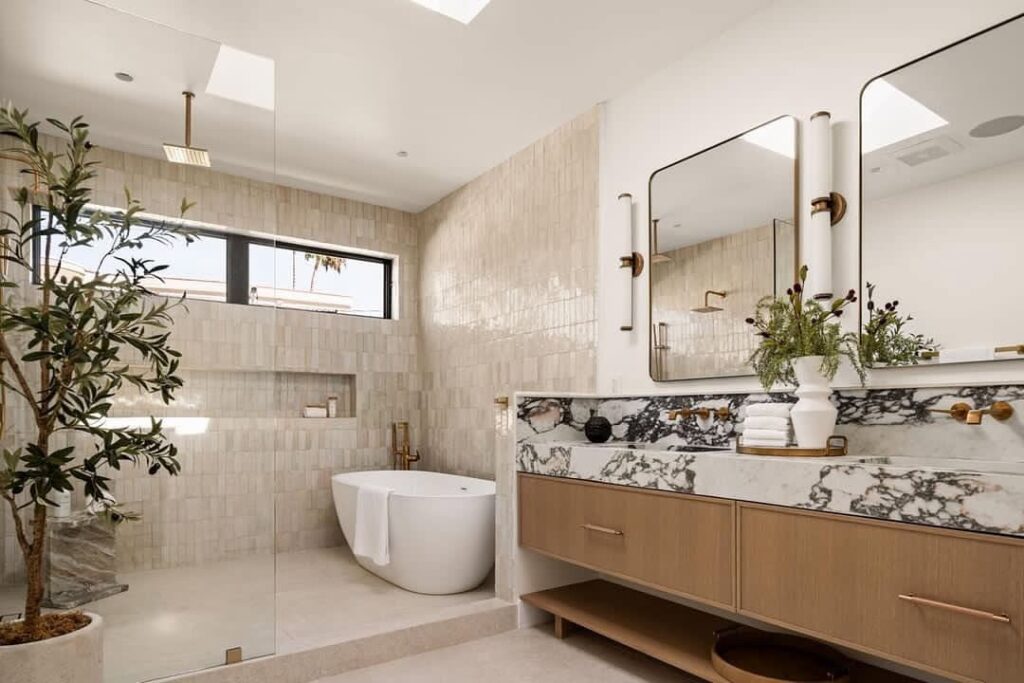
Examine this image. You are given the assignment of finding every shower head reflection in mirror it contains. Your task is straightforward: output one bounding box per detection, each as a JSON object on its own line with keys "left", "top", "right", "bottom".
{"left": 649, "top": 116, "right": 798, "bottom": 381}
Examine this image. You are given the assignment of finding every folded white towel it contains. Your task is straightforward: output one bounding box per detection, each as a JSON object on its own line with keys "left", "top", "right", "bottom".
{"left": 743, "top": 428, "right": 791, "bottom": 441}
{"left": 744, "top": 416, "right": 790, "bottom": 431}
{"left": 353, "top": 484, "right": 391, "bottom": 566}
{"left": 745, "top": 403, "right": 793, "bottom": 418}
{"left": 743, "top": 438, "right": 790, "bottom": 447}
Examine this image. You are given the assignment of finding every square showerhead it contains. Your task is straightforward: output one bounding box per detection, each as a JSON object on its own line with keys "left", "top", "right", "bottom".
{"left": 163, "top": 143, "right": 210, "bottom": 167}
{"left": 691, "top": 306, "right": 724, "bottom": 314}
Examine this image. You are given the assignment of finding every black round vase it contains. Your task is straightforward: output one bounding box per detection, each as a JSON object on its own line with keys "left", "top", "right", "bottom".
{"left": 584, "top": 409, "right": 612, "bottom": 443}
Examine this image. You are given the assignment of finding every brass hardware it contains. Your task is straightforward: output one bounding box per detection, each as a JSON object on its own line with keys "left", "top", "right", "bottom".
{"left": 898, "top": 593, "right": 1011, "bottom": 624}
{"left": 668, "top": 406, "right": 731, "bottom": 421}
{"left": 692, "top": 290, "right": 727, "bottom": 314}
{"left": 392, "top": 421, "right": 420, "bottom": 470}
{"left": 810, "top": 191, "right": 847, "bottom": 226}
{"left": 617, "top": 192, "right": 632, "bottom": 200}
{"left": 929, "top": 402, "right": 972, "bottom": 422}
{"left": 581, "top": 523, "right": 624, "bottom": 536}
{"left": 930, "top": 401, "right": 1014, "bottom": 425}
{"left": 494, "top": 396, "right": 509, "bottom": 408}
{"left": 737, "top": 434, "right": 847, "bottom": 457}
{"left": 225, "top": 647, "right": 243, "bottom": 665}
{"left": 620, "top": 251, "right": 644, "bottom": 277}
{"left": 995, "top": 344, "right": 1024, "bottom": 355}
{"left": 918, "top": 350, "right": 940, "bottom": 360}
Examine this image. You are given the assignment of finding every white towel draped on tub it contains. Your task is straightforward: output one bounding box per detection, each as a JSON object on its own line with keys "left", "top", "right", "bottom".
{"left": 353, "top": 484, "right": 392, "bottom": 566}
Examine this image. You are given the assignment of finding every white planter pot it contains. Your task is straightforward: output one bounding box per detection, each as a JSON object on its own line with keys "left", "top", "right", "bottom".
{"left": 790, "top": 356, "right": 837, "bottom": 449}
{"left": 0, "top": 612, "right": 102, "bottom": 683}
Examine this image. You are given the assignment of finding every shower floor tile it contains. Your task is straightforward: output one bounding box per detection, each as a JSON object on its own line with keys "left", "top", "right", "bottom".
{"left": 0, "top": 544, "right": 494, "bottom": 683}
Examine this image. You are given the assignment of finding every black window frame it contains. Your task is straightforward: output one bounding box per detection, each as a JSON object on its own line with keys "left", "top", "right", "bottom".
{"left": 32, "top": 205, "right": 394, "bottom": 320}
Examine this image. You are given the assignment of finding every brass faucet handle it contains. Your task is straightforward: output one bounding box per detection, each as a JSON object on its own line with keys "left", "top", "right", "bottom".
{"left": 929, "top": 402, "right": 972, "bottom": 423}
{"left": 983, "top": 401, "right": 1014, "bottom": 422}
{"left": 929, "top": 401, "right": 1014, "bottom": 425}
{"left": 713, "top": 407, "right": 731, "bottom": 420}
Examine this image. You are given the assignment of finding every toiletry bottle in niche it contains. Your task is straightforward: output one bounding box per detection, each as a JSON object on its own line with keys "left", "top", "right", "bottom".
{"left": 327, "top": 395, "right": 338, "bottom": 418}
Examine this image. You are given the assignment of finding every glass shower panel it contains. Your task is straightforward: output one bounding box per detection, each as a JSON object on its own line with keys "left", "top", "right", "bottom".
{"left": 0, "top": 1, "right": 278, "bottom": 680}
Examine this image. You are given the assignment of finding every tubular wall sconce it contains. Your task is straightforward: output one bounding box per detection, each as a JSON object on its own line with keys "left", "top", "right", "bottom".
{"left": 617, "top": 192, "right": 644, "bottom": 331}
{"left": 805, "top": 111, "right": 847, "bottom": 300}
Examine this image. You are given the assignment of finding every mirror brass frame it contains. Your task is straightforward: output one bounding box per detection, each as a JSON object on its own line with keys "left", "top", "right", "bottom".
{"left": 857, "top": 10, "right": 1024, "bottom": 360}
{"left": 647, "top": 115, "right": 800, "bottom": 382}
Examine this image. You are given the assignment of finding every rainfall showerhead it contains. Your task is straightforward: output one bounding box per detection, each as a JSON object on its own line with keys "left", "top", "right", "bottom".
{"left": 164, "top": 92, "right": 210, "bottom": 167}
{"left": 692, "top": 290, "right": 727, "bottom": 314}
{"left": 650, "top": 218, "right": 673, "bottom": 264}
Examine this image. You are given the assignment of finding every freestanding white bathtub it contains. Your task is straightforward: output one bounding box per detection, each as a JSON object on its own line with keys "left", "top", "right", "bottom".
{"left": 331, "top": 470, "right": 496, "bottom": 595}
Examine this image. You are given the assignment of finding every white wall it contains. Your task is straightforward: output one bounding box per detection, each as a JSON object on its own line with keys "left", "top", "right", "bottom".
{"left": 597, "top": 0, "right": 1024, "bottom": 394}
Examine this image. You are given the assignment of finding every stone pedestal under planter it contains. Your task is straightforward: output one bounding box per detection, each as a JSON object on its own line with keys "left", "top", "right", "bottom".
{"left": 44, "top": 512, "right": 127, "bottom": 608}
{"left": 0, "top": 612, "right": 103, "bottom": 683}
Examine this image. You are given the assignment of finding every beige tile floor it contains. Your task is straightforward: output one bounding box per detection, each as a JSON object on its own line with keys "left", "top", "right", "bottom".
{"left": 314, "top": 626, "right": 700, "bottom": 682}
{"left": 0, "top": 545, "right": 494, "bottom": 683}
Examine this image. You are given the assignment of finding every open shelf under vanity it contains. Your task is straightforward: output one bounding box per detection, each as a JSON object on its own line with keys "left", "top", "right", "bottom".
{"left": 523, "top": 580, "right": 919, "bottom": 683}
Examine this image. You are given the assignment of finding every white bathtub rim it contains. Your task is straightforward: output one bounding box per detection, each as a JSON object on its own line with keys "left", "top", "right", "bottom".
{"left": 331, "top": 470, "right": 495, "bottom": 499}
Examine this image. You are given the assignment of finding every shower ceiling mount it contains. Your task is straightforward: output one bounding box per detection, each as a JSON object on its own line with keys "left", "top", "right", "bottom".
{"left": 163, "top": 91, "right": 210, "bottom": 167}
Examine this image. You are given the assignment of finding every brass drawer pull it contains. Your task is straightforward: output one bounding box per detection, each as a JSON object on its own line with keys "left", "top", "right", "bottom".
{"left": 898, "top": 593, "right": 1011, "bottom": 624}
{"left": 581, "top": 523, "right": 624, "bottom": 537}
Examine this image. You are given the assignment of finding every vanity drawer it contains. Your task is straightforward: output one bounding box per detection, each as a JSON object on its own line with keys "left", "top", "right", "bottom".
{"left": 738, "top": 504, "right": 1024, "bottom": 683}
{"left": 518, "top": 474, "right": 735, "bottom": 608}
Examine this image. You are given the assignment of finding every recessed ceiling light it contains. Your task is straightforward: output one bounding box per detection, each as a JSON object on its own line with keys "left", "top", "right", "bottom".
{"left": 114, "top": 72, "right": 134, "bottom": 82}
{"left": 741, "top": 117, "right": 796, "bottom": 159}
{"left": 862, "top": 79, "right": 947, "bottom": 153}
{"left": 205, "top": 44, "right": 275, "bottom": 110}
{"left": 396, "top": 150, "right": 409, "bottom": 158}
{"left": 969, "top": 115, "right": 1024, "bottom": 138}
{"left": 409, "top": 0, "right": 492, "bottom": 24}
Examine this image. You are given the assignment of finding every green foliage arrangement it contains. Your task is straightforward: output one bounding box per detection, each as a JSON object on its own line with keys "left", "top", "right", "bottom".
{"left": 0, "top": 107, "right": 191, "bottom": 643}
{"left": 859, "top": 282, "right": 937, "bottom": 367}
{"left": 745, "top": 266, "right": 865, "bottom": 391}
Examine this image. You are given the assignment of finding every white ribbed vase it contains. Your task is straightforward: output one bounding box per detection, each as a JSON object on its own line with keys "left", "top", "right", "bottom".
{"left": 790, "top": 356, "right": 837, "bottom": 449}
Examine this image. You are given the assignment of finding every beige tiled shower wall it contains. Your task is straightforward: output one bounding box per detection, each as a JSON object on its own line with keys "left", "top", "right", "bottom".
{"left": 416, "top": 108, "right": 600, "bottom": 600}
{"left": 1, "top": 139, "right": 421, "bottom": 581}
{"left": 417, "top": 108, "right": 600, "bottom": 479}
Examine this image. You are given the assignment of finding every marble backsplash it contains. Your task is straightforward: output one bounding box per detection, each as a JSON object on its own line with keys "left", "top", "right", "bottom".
{"left": 516, "top": 384, "right": 1024, "bottom": 462}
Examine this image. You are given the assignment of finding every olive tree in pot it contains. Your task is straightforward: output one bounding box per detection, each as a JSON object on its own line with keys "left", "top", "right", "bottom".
{"left": 0, "top": 107, "right": 190, "bottom": 682}
{"left": 745, "top": 266, "right": 864, "bottom": 448}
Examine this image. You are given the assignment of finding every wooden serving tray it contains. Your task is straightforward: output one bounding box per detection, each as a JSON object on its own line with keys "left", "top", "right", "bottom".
{"left": 737, "top": 435, "right": 847, "bottom": 458}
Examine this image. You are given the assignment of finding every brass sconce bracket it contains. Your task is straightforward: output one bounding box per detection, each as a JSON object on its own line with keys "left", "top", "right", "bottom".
{"left": 619, "top": 252, "right": 645, "bottom": 277}
{"left": 810, "top": 191, "right": 847, "bottom": 226}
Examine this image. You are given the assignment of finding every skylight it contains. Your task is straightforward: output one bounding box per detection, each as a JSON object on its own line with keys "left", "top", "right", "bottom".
{"left": 409, "top": 0, "right": 492, "bottom": 24}
{"left": 862, "top": 79, "right": 948, "bottom": 153}
{"left": 205, "top": 44, "right": 275, "bottom": 111}
{"left": 742, "top": 117, "right": 796, "bottom": 159}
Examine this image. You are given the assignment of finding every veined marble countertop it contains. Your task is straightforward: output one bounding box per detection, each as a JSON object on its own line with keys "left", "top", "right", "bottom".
{"left": 516, "top": 441, "right": 1024, "bottom": 537}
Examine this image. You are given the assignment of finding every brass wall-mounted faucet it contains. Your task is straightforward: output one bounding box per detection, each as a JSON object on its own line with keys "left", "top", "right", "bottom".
{"left": 668, "top": 406, "right": 731, "bottom": 421}
{"left": 929, "top": 401, "right": 1014, "bottom": 425}
{"left": 392, "top": 421, "right": 420, "bottom": 470}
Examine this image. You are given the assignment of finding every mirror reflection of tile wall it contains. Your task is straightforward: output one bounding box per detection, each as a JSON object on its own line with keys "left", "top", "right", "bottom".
{"left": 648, "top": 116, "right": 798, "bottom": 381}
{"left": 651, "top": 221, "right": 794, "bottom": 379}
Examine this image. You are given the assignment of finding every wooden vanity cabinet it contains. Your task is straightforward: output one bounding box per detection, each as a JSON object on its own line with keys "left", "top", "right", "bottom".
{"left": 518, "top": 474, "right": 1024, "bottom": 683}
{"left": 518, "top": 474, "right": 735, "bottom": 608}
{"left": 737, "top": 504, "right": 1024, "bottom": 683}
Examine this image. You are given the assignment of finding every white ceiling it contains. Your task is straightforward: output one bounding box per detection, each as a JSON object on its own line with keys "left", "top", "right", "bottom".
{"left": 651, "top": 119, "right": 796, "bottom": 252}
{"left": 0, "top": 0, "right": 769, "bottom": 212}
